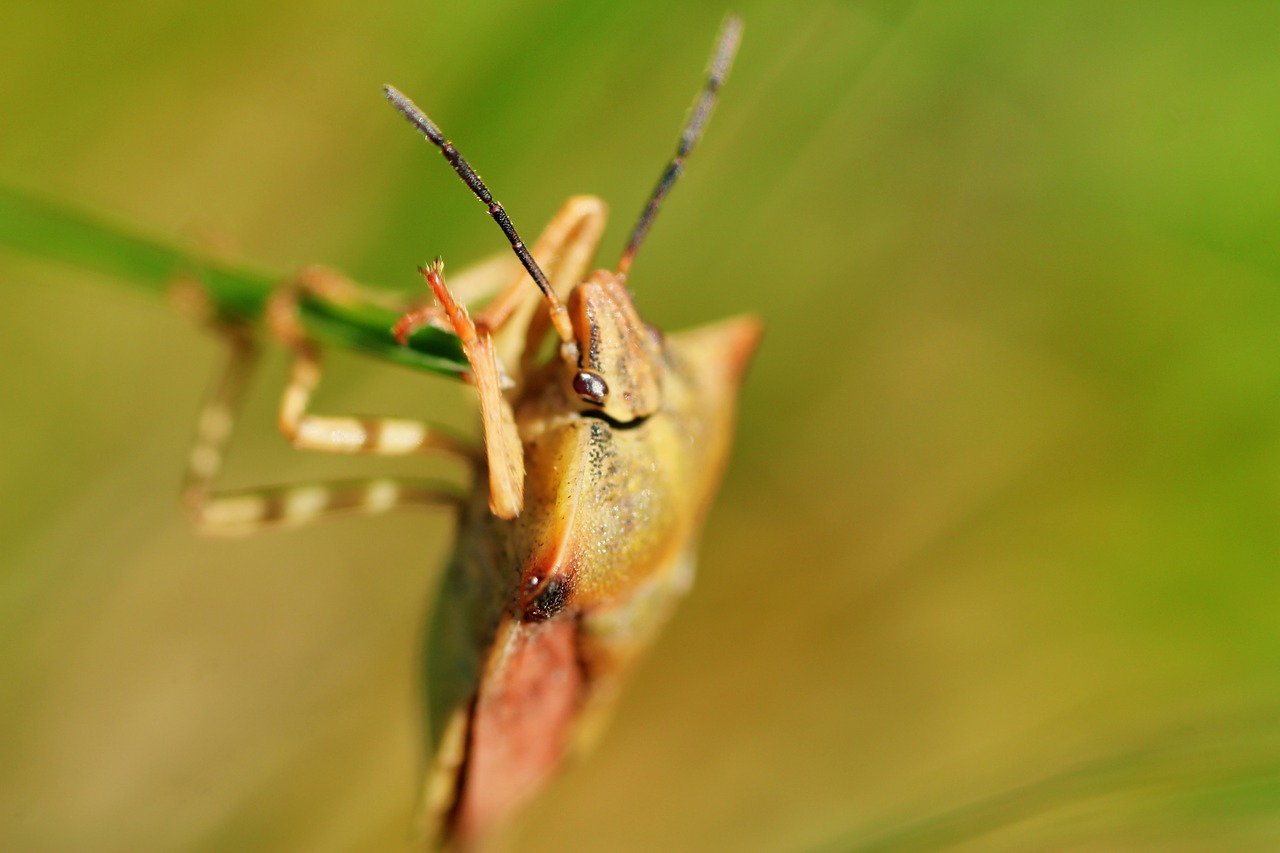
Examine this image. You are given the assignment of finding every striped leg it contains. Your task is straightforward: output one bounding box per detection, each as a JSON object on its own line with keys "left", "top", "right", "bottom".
{"left": 267, "top": 266, "right": 483, "bottom": 462}
{"left": 190, "top": 476, "right": 463, "bottom": 536}
{"left": 182, "top": 325, "right": 464, "bottom": 536}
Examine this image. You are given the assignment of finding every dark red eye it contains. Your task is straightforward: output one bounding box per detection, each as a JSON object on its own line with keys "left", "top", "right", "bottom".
{"left": 572, "top": 370, "right": 609, "bottom": 405}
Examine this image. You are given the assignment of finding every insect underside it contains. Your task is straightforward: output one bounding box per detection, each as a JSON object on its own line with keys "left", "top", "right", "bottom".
{"left": 181, "top": 15, "right": 755, "bottom": 851}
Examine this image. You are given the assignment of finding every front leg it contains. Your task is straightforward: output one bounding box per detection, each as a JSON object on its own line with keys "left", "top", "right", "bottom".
{"left": 400, "top": 259, "right": 525, "bottom": 520}
{"left": 391, "top": 196, "right": 610, "bottom": 521}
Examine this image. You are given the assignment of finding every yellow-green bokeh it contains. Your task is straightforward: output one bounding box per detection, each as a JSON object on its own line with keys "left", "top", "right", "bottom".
{"left": 4, "top": 1, "right": 1280, "bottom": 850}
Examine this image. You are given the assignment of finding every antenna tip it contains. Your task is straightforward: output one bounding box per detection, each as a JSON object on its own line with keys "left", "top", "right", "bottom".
{"left": 713, "top": 15, "right": 744, "bottom": 77}
{"left": 720, "top": 14, "right": 744, "bottom": 45}
{"left": 383, "top": 85, "right": 445, "bottom": 142}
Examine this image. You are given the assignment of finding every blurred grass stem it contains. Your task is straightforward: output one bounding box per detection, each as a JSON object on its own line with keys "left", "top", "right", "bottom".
{"left": 0, "top": 184, "right": 469, "bottom": 377}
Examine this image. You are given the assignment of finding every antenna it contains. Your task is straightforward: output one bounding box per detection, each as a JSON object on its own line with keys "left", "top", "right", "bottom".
{"left": 383, "top": 85, "right": 574, "bottom": 344}
{"left": 617, "top": 15, "right": 742, "bottom": 277}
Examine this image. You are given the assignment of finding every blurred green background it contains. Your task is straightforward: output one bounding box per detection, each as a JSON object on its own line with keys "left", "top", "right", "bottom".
{"left": 4, "top": 1, "right": 1280, "bottom": 850}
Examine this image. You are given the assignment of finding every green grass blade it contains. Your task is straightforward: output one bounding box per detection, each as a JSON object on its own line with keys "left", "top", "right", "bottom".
{"left": 0, "top": 184, "right": 468, "bottom": 377}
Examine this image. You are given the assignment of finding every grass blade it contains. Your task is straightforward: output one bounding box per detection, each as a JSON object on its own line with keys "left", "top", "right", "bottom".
{"left": 0, "top": 184, "right": 468, "bottom": 377}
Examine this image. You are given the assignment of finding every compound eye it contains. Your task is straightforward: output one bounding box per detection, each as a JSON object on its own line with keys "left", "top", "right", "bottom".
{"left": 572, "top": 370, "right": 609, "bottom": 406}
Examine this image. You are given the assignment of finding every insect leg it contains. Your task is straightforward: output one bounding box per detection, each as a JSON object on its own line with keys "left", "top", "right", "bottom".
{"left": 190, "top": 473, "right": 462, "bottom": 537}
{"left": 415, "top": 259, "right": 524, "bottom": 520}
{"left": 471, "top": 195, "right": 607, "bottom": 332}
{"left": 395, "top": 195, "right": 608, "bottom": 376}
{"left": 388, "top": 197, "right": 608, "bottom": 520}
{"left": 268, "top": 267, "right": 482, "bottom": 462}
{"left": 181, "top": 324, "right": 462, "bottom": 536}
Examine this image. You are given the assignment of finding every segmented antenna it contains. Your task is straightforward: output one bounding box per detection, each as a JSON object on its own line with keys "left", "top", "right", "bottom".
{"left": 617, "top": 15, "right": 742, "bottom": 277}
{"left": 383, "top": 85, "right": 574, "bottom": 344}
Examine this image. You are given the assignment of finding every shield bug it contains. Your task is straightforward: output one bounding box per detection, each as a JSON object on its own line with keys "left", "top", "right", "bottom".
{"left": 181, "top": 14, "right": 757, "bottom": 849}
